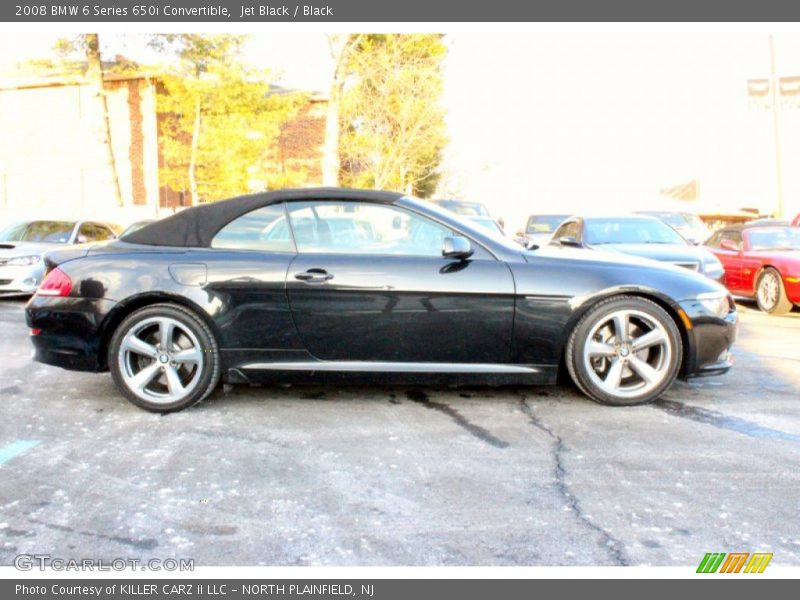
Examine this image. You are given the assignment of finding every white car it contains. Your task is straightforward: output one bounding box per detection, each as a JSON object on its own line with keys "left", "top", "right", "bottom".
{"left": 0, "top": 220, "right": 118, "bottom": 295}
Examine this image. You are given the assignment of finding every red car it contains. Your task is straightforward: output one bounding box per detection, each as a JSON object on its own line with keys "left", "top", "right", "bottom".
{"left": 705, "top": 223, "right": 800, "bottom": 315}
{"left": 793, "top": 213, "right": 800, "bottom": 227}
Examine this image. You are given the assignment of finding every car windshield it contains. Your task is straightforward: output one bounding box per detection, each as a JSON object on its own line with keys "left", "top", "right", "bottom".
{"left": 434, "top": 200, "right": 491, "bottom": 217}
{"left": 646, "top": 212, "right": 686, "bottom": 228}
{"left": 121, "top": 221, "right": 153, "bottom": 237}
{"left": 527, "top": 215, "right": 569, "bottom": 233}
{"left": 585, "top": 218, "right": 688, "bottom": 245}
{"left": 747, "top": 227, "right": 800, "bottom": 251}
{"left": 470, "top": 217, "right": 503, "bottom": 234}
{"left": 643, "top": 212, "right": 706, "bottom": 230}
{"left": 0, "top": 220, "right": 75, "bottom": 243}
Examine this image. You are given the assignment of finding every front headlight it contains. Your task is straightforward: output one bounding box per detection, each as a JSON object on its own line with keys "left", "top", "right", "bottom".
{"left": 696, "top": 291, "right": 732, "bottom": 317}
{"left": 6, "top": 255, "right": 41, "bottom": 267}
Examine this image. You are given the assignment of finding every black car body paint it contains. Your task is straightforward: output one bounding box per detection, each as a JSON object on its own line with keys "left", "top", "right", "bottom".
{"left": 26, "top": 189, "right": 737, "bottom": 390}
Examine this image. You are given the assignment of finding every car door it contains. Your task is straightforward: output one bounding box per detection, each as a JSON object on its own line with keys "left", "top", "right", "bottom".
{"left": 204, "top": 203, "right": 304, "bottom": 352}
{"left": 714, "top": 230, "right": 744, "bottom": 291}
{"left": 284, "top": 200, "right": 516, "bottom": 364}
{"left": 738, "top": 231, "right": 767, "bottom": 293}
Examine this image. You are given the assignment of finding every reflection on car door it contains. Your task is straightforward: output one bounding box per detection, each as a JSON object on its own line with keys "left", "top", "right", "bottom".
{"left": 284, "top": 200, "right": 516, "bottom": 364}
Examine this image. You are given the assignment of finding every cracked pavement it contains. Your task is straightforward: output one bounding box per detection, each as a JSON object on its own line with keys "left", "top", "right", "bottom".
{"left": 0, "top": 298, "right": 798, "bottom": 566}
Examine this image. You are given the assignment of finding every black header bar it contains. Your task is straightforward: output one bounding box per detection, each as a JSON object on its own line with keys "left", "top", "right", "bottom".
{"left": 3, "top": 0, "right": 800, "bottom": 22}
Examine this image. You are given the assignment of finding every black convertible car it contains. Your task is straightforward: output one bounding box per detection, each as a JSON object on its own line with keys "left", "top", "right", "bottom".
{"left": 27, "top": 188, "right": 737, "bottom": 412}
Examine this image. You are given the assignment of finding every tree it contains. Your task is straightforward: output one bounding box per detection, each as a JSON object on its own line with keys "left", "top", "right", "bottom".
{"left": 56, "top": 34, "right": 125, "bottom": 207}
{"left": 339, "top": 35, "right": 448, "bottom": 197}
{"left": 150, "top": 34, "right": 304, "bottom": 202}
{"left": 322, "top": 34, "right": 362, "bottom": 186}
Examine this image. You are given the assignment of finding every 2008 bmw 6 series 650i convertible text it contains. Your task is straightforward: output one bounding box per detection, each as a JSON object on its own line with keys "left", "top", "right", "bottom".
{"left": 26, "top": 188, "right": 738, "bottom": 413}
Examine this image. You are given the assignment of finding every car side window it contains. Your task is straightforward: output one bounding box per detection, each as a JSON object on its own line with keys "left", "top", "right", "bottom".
{"left": 93, "top": 223, "right": 114, "bottom": 241}
{"left": 79, "top": 223, "right": 113, "bottom": 242}
{"left": 553, "top": 221, "right": 579, "bottom": 242}
{"left": 286, "top": 201, "right": 454, "bottom": 257}
{"left": 705, "top": 231, "right": 722, "bottom": 248}
{"left": 211, "top": 204, "right": 295, "bottom": 252}
{"left": 720, "top": 231, "right": 743, "bottom": 250}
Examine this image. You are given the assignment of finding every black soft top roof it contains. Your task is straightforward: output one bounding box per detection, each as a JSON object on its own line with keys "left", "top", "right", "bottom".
{"left": 123, "top": 188, "right": 404, "bottom": 247}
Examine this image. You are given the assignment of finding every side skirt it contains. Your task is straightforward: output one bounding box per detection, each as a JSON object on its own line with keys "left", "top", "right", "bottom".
{"left": 226, "top": 361, "right": 558, "bottom": 386}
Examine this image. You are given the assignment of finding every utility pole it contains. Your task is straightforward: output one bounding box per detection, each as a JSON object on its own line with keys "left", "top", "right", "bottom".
{"left": 769, "top": 35, "right": 785, "bottom": 218}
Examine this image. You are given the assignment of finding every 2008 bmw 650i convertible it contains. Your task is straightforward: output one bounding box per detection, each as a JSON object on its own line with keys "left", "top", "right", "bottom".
{"left": 26, "top": 188, "right": 737, "bottom": 412}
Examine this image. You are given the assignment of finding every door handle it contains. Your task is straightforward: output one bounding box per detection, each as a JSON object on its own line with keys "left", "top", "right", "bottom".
{"left": 295, "top": 269, "right": 334, "bottom": 283}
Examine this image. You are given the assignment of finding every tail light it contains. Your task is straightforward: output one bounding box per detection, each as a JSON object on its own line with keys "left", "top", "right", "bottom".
{"left": 36, "top": 268, "right": 72, "bottom": 297}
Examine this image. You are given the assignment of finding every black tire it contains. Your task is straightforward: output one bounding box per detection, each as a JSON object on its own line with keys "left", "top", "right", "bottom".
{"left": 566, "top": 295, "right": 682, "bottom": 406}
{"left": 755, "top": 268, "right": 793, "bottom": 316}
{"left": 108, "top": 303, "right": 220, "bottom": 413}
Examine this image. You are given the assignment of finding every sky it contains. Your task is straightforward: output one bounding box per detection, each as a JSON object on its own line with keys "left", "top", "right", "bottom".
{"left": 2, "top": 31, "right": 799, "bottom": 230}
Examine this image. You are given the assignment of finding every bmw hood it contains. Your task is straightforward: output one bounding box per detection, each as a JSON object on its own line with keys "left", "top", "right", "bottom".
{"left": 588, "top": 243, "right": 714, "bottom": 269}
{"left": 526, "top": 243, "right": 713, "bottom": 277}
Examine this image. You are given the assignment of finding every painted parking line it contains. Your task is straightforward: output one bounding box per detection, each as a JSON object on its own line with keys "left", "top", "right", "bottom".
{"left": 0, "top": 440, "right": 41, "bottom": 465}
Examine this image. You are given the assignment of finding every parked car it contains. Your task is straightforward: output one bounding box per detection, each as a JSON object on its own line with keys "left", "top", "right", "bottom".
{"left": 431, "top": 199, "right": 504, "bottom": 234}
{"left": 120, "top": 219, "right": 156, "bottom": 238}
{"left": 705, "top": 223, "right": 800, "bottom": 315}
{"left": 636, "top": 211, "right": 711, "bottom": 245}
{"left": 518, "top": 214, "right": 571, "bottom": 247}
{"left": 28, "top": 188, "right": 736, "bottom": 412}
{"left": 0, "top": 219, "right": 117, "bottom": 295}
{"left": 550, "top": 215, "right": 725, "bottom": 281}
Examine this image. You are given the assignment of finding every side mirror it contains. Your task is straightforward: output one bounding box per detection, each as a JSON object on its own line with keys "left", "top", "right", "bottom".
{"left": 719, "top": 240, "right": 740, "bottom": 252}
{"left": 442, "top": 235, "right": 474, "bottom": 260}
{"left": 557, "top": 236, "right": 583, "bottom": 248}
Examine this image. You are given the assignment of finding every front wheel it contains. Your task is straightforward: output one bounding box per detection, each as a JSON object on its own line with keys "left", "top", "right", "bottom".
{"left": 109, "top": 304, "right": 221, "bottom": 412}
{"left": 756, "top": 268, "right": 793, "bottom": 316}
{"left": 566, "top": 296, "right": 682, "bottom": 406}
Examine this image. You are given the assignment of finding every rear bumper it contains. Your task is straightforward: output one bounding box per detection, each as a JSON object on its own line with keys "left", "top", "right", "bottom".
{"left": 26, "top": 296, "right": 117, "bottom": 372}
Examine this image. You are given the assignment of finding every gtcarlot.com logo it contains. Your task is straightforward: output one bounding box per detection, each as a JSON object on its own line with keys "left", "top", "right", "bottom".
{"left": 14, "top": 554, "right": 194, "bottom": 571}
{"left": 696, "top": 552, "right": 773, "bottom": 573}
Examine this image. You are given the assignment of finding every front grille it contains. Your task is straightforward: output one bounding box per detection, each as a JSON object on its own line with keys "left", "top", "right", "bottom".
{"left": 672, "top": 261, "right": 700, "bottom": 272}
{"left": 0, "top": 279, "right": 13, "bottom": 286}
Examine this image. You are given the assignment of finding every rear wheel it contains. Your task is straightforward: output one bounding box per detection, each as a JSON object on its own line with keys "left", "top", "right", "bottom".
{"left": 566, "top": 296, "right": 682, "bottom": 406}
{"left": 109, "top": 304, "right": 220, "bottom": 412}
{"left": 756, "top": 268, "right": 793, "bottom": 316}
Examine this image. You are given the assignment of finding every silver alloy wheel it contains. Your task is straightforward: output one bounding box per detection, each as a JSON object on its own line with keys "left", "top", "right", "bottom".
{"left": 582, "top": 309, "right": 673, "bottom": 400}
{"left": 118, "top": 316, "right": 204, "bottom": 403}
{"left": 758, "top": 271, "right": 779, "bottom": 310}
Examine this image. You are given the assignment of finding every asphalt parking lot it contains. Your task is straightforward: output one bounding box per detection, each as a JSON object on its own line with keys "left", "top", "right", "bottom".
{"left": 0, "top": 298, "right": 798, "bottom": 567}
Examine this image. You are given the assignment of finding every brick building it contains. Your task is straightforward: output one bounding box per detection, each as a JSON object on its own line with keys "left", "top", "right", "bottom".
{"left": 1, "top": 73, "right": 328, "bottom": 225}
{"left": 0, "top": 72, "right": 161, "bottom": 225}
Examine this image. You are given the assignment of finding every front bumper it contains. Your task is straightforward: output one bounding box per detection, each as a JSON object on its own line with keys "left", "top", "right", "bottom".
{"left": 0, "top": 263, "right": 44, "bottom": 295}
{"left": 26, "top": 295, "right": 118, "bottom": 372}
{"left": 784, "top": 275, "right": 800, "bottom": 305}
{"left": 678, "top": 297, "right": 738, "bottom": 378}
